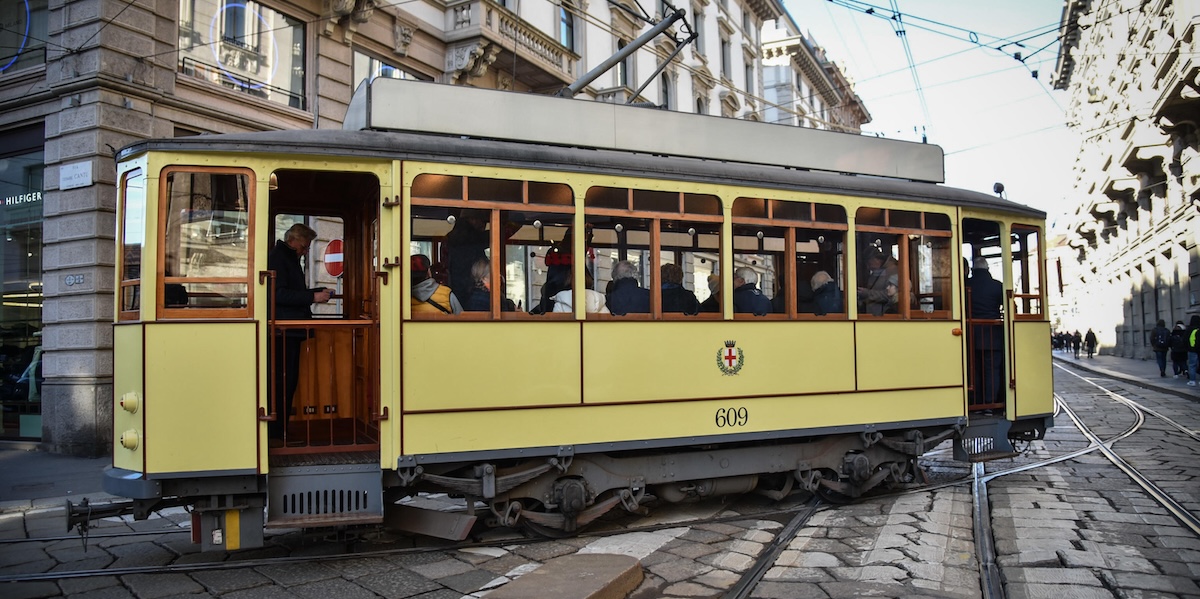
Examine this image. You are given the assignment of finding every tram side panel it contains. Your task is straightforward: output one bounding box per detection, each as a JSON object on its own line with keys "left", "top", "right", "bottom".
{"left": 1013, "top": 320, "right": 1053, "bottom": 418}
{"left": 141, "top": 322, "right": 259, "bottom": 475}
{"left": 112, "top": 325, "right": 145, "bottom": 473}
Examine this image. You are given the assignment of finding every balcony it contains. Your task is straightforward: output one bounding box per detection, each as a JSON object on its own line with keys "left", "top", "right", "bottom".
{"left": 444, "top": 0, "right": 578, "bottom": 91}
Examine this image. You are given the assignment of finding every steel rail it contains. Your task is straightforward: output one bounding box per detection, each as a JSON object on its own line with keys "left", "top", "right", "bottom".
{"left": 1053, "top": 388, "right": 1200, "bottom": 537}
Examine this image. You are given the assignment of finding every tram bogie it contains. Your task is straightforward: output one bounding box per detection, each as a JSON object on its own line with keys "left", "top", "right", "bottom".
{"left": 87, "top": 80, "right": 1053, "bottom": 550}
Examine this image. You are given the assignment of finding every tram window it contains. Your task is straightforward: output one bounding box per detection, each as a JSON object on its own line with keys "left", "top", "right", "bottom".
{"left": 660, "top": 220, "right": 720, "bottom": 317}
{"left": 411, "top": 174, "right": 463, "bottom": 200}
{"left": 591, "top": 218, "right": 652, "bottom": 317}
{"left": 1011, "top": 225, "right": 1043, "bottom": 317}
{"left": 731, "top": 197, "right": 766, "bottom": 219}
{"left": 511, "top": 213, "right": 574, "bottom": 316}
{"left": 683, "top": 193, "right": 721, "bottom": 215}
{"left": 890, "top": 210, "right": 921, "bottom": 229}
{"left": 585, "top": 187, "right": 628, "bottom": 210}
{"left": 160, "top": 169, "right": 253, "bottom": 318}
{"left": 119, "top": 168, "right": 145, "bottom": 319}
{"left": 273, "top": 214, "right": 346, "bottom": 318}
{"left": 795, "top": 229, "right": 846, "bottom": 317}
{"left": 468, "top": 178, "right": 523, "bottom": 203}
{"left": 909, "top": 234, "right": 953, "bottom": 318}
{"left": 633, "top": 189, "right": 679, "bottom": 213}
{"left": 529, "top": 182, "right": 573, "bottom": 206}
{"left": 732, "top": 224, "right": 785, "bottom": 316}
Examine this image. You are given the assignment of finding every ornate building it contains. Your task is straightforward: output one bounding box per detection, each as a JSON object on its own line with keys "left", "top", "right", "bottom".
{"left": 761, "top": 16, "right": 870, "bottom": 132}
{"left": 1053, "top": 0, "right": 1200, "bottom": 357}
{"left": 0, "top": 0, "right": 867, "bottom": 454}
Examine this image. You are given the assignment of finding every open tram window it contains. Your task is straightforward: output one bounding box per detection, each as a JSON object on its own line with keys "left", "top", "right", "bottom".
{"left": 584, "top": 186, "right": 722, "bottom": 318}
{"left": 731, "top": 198, "right": 846, "bottom": 318}
{"left": 1011, "top": 224, "right": 1043, "bottom": 318}
{"left": 159, "top": 168, "right": 254, "bottom": 318}
{"left": 855, "top": 208, "right": 952, "bottom": 319}
{"left": 409, "top": 173, "right": 575, "bottom": 318}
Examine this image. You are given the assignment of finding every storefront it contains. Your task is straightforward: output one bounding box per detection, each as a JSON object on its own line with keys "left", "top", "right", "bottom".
{"left": 0, "top": 124, "right": 45, "bottom": 441}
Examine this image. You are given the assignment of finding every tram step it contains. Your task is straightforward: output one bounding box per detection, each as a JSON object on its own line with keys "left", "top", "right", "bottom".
{"left": 267, "top": 462, "right": 383, "bottom": 527}
{"left": 954, "top": 417, "right": 1016, "bottom": 463}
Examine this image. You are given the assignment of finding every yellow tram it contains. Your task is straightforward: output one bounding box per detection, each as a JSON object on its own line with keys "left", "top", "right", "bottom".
{"left": 89, "top": 79, "right": 1052, "bottom": 550}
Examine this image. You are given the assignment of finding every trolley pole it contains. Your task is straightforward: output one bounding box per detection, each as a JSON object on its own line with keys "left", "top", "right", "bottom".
{"left": 557, "top": 8, "right": 686, "bottom": 99}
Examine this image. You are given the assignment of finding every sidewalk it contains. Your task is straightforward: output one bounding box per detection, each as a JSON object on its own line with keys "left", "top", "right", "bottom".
{"left": 1052, "top": 349, "right": 1200, "bottom": 401}
{"left": 1, "top": 352, "right": 1194, "bottom": 518}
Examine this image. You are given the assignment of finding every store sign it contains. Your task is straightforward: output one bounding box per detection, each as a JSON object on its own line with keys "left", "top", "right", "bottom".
{"left": 1, "top": 190, "right": 40, "bottom": 207}
{"left": 60, "top": 161, "right": 93, "bottom": 190}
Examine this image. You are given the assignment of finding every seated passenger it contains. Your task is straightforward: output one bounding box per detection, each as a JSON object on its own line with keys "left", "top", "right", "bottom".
{"left": 733, "top": 267, "right": 771, "bottom": 315}
{"left": 411, "top": 254, "right": 462, "bottom": 315}
{"left": 811, "top": 270, "right": 843, "bottom": 315}
{"left": 607, "top": 260, "right": 650, "bottom": 315}
{"left": 552, "top": 269, "right": 609, "bottom": 314}
{"left": 699, "top": 274, "right": 720, "bottom": 313}
{"left": 661, "top": 263, "right": 700, "bottom": 315}
{"left": 463, "top": 258, "right": 516, "bottom": 312}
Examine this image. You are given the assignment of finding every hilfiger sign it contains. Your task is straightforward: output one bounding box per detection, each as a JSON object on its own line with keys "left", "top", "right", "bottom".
{"left": 2, "top": 192, "right": 42, "bottom": 206}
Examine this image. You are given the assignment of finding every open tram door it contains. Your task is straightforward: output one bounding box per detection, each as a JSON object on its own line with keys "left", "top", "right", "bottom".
{"left": 261, "top": 168, "right": 386, "bottom": 529}
{"left": 959, "top": 217, "right": 1014, "bottom": 459}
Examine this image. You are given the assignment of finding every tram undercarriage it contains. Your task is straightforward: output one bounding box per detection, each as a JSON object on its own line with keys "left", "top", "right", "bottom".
{"left": 388, "top": 425, "right": 960, "bottom": 538}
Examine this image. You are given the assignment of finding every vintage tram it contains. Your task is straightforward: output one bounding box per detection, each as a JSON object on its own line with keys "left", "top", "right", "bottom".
{"left": 81, "top": 79, "right": 1052, "bottom": 550}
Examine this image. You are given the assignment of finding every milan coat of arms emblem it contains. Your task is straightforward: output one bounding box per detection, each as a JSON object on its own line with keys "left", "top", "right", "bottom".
{"left": 716, "top": 340, "right": 744, "bottom": 375}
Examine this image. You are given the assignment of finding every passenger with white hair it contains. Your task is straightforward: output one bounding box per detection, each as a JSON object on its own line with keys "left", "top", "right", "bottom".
{"left": 732, "top": 266, "right": 771, "bottom": 315}
{"left": 810, "top": 270, "right": 842, "bottom": 316}
{"left": 606, "top": 260, "right": 650, "bottom": 315}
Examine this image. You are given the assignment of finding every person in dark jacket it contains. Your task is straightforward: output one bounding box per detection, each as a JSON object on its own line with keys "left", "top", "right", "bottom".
{"left": 463, "top": 258, "right": 515, "bottom": 313}
{"left": 445, "top": 209, "right": 490, "bottom": 307}
{"left": 607, "top": 260, "right": 650, "bottom": 315}
{"left": 732, "top": 267, "right": 771, "bottom": 315}
{"left": 1187, "top": 315, "right": 1200, "bottom": 387}
{"left": 1084, "top": 328, "right": 1098, "bottom": 358}
{"left": 1170, "top": 321, "right": 1188, "bottom": 378}
{"left": 1072, "top": 331, "right": 1082, "bottom": 358}
{"left": 966, "top": 257, "right": 1004, "bottom": 406}
{"left": 267, "top": 223, "right": 331, "bottom": 444}
{"left": 1150, "top": 319, "right": 1171, "bottom": 377}
{"left": 699, "top": 274, "right": 720, "bottom": 313}
{"left": 660, "top": 263, "right": 700, "bottom": 315}
{"left": 810, "top": 270, "right": 842, "bottom": 315}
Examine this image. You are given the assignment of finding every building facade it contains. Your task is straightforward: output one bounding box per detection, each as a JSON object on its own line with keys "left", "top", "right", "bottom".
{"left": 0, "top": 0, "right": 868, "bottom": 454}
{"left": 1052, "top": 0, "right": 1200, "bottom": 358}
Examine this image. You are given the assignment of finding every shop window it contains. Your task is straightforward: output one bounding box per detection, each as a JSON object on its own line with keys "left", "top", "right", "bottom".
{"left": 160, "top": 168, "right": 254, "bottom": 318}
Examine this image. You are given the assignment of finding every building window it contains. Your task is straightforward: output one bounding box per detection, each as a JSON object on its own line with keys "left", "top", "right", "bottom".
{"left": 352, "top": 50, "right": 424, "bottom": 91}
{"left": 744, "top": 59, "right": 753, "bottom": 93}
{"left": 693, "top": 5, "right": 705, "bottom": 53}
{"left": 720, "top": 37, "right": 731, "bottom": 79}
{"left": 616, "top": 39, "right": 630, "bottom": 87}
{"left": 660, "top": 74, "right": 673, "bottom": 109}
{"left": 559, "top": 4, "right": 576, "bottom": 52}
{"left": 177, "top": 0, "right": 307, "bottom": 110}
{"left": 0, "top": 0, "right": 48, "bottom": 74}
{"left": 0, "top": 125, "right": 45, "bottom": 440}
{"left": 696, "top": 95, "right": 709, "bottom": 114}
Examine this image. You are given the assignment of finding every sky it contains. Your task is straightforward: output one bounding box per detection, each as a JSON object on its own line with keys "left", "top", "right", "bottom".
{"left": 782, "top": 0, "right": 1077, "bottom": 222}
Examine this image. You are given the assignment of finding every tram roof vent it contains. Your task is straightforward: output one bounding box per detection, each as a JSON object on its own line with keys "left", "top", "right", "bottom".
{"left": 344, "top": 79, "right": 946, "bottom": 184}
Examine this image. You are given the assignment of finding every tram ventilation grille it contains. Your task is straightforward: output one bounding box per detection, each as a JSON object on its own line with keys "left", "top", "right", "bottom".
{"left": 280, "top": 489, "right": 371, "bottom": 516}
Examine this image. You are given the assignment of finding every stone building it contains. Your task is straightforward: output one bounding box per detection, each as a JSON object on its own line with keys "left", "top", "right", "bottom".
{"left": 0, "top": 0, "right": 868, "bottom": 454}
{"left": 1053, "top": 0, "right": 1200, "bottom": 358}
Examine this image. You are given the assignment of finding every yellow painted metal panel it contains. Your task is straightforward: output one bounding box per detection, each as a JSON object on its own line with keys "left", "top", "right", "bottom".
{"left": 402, "top": 322, "right": 581, "bottom": 411}
{"left": 583, "top": 321, "right": 856, "bottom": 403}
{"left": 113, "top": 325, "right": 145, "bottom": 472}
{"left": 857, "top": 321, "right": 964, "bottom": 391}
{"left": 226, "top": 509, "right": 241, "bottom": 551}
{"left": 144, "top": 322, "right": 259, "bottom": 474}
{"left": 1013, "top": 321, "right": 1053, "bottom": 417}
{"left": 401, "top": 388, "right": 962, "bottom": 455}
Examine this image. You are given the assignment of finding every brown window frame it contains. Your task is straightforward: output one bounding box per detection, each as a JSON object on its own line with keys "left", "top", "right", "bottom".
{"left": 855, "top": 208, "right": 954, "bottom": 321}
{"left": 118, "top": 167, "right": 146, "bottom": 322}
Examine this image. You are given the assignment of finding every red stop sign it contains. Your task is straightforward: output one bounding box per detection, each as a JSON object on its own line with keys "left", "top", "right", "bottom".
{"left": 322, "top": 239, "right": 344, "bottom": 277}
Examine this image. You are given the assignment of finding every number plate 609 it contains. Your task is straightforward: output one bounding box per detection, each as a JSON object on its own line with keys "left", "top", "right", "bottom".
{"left": 715, "top": 407, "right": 748, "bottom": 427}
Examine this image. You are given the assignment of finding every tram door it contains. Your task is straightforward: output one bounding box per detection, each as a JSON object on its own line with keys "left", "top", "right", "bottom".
{"left": 265, "top": 170, "right": 382, "bottom": 453}
{"left": 961, "top": 218, "right": 1007, "bottom": 413}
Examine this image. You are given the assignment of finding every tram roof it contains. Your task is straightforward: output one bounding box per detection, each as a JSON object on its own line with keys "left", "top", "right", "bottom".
{"left": 344, "top": 79, "right": 946, "bottom": 184}
{"left": 118, "top": 127, "right": 1044, "bottom": 221}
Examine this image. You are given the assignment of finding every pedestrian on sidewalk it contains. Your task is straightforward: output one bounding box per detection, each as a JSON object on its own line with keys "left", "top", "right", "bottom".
{"left": 1072, "top": 331, "right": 1082, "bottom": 358}
{"left": 1151, "top": 319, "right": 1171, "bottom": 377}
{"left": 1187, "top": 315, "right": 1200, "bottom": 387}
{"left": 1170, "top": 321, "right": 1188, "bottom": 378}
{"left": 1084, "top": 328, "right": 1097, "bottom": 359}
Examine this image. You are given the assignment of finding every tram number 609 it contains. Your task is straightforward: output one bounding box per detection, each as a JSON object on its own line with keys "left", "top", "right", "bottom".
{"left": 715, "top": 407, "right": 749, "bottom": 428}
